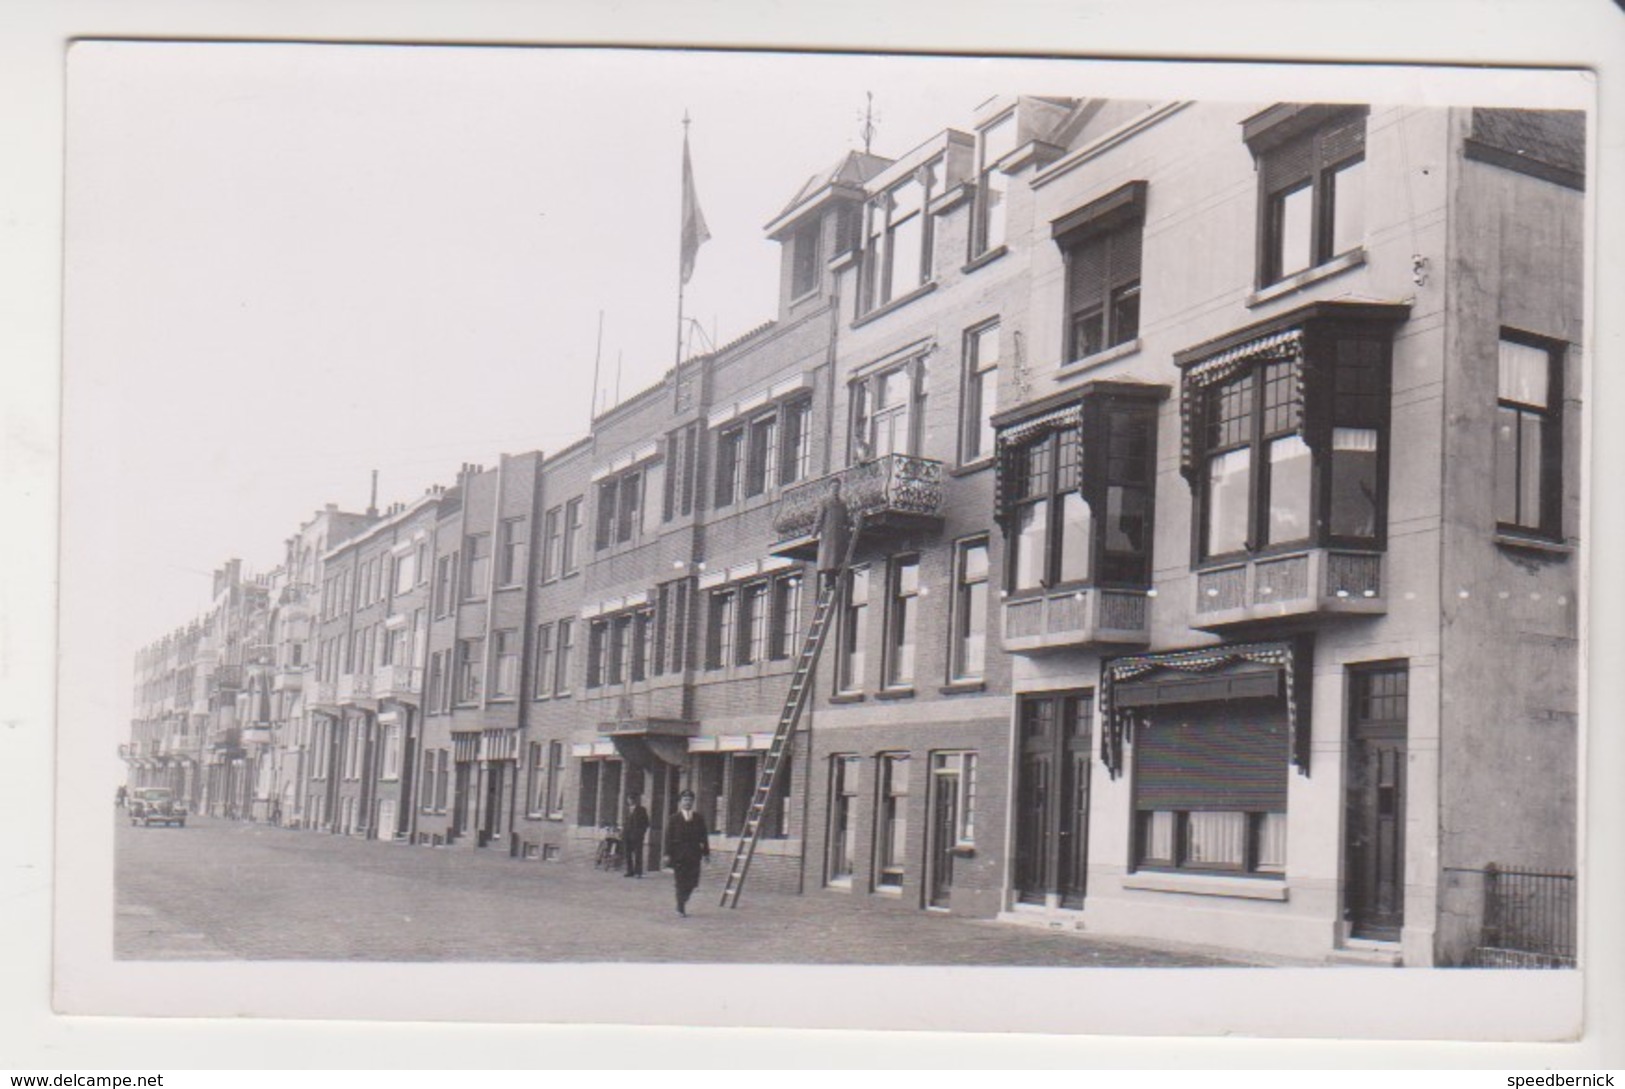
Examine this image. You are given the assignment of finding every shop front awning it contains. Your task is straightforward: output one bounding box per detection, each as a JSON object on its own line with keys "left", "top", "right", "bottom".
{"left": 1099, "top": 636, "right": 1313, "bottom": 779}
{"left": 603, "top": 717, "right": 697, "bottom": 770}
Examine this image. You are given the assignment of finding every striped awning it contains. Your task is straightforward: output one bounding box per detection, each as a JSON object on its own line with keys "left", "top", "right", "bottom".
{"left": 1098, "top": 636, "right": 1314, "bottom": 779}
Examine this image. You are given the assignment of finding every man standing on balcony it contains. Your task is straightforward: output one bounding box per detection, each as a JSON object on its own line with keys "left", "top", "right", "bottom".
{"left": 815, "top": 478, "right": 854, "bottom": 593}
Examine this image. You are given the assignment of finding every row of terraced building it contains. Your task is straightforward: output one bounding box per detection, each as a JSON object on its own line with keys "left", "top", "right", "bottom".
{"left": 125, "top": 95, "right": 1585, "bottom": 967}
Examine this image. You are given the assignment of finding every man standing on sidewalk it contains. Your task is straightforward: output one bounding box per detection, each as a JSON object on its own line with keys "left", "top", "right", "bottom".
{"left": 663, "top": 789, "right": 710, "bottom": 916}
{"left": 622, "top": 793, "right": 650, "bottom": 878}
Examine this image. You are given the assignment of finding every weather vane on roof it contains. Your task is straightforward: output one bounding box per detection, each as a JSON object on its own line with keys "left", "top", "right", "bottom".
{"left": 860, "top": 91, "right": 878, "bottom": 155}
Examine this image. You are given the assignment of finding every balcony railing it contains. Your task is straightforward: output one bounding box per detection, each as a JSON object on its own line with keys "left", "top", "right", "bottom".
{"left": 1002, "top": 586, "right": 1151, "bottom": 653}
{"left": 1192, "top": 548, "right": 1385, "bottom": 630}
{"left": 771, "top": 454, "right": 945, "bottom": 555}
{"left": 311, "top": 679, "right": 339, "bottom": 711}
{"left": 373, "top": 663, "right": 423, "bottom": 702}
{"left": 337, "top": 672, "right": 376, "bottom": 705}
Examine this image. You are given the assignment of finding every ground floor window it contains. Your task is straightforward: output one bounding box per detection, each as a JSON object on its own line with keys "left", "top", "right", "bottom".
{"left": 575, "top": 757, "right": 623, "bottom": 829}
{"left": 1132, "top": 696, "right": 1288, "bottom": 876}
{"left": 828, "top": 754, "right": 861, "bottom": 885}
{"left": 875, "top": 753, "right": 910, "bottom": 888}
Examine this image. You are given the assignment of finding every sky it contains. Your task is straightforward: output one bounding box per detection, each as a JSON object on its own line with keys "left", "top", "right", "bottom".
{"left": 64, "top": 44, "right": 1027, "bottom": 668}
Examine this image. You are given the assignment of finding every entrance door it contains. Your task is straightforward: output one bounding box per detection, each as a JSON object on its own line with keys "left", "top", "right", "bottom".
{"left": 1345, "top": 665, "right": 1408, "bottom": 940}
{"left": 480, "top": 761, "right": 503, "bottom": 846}
{"left": 451, "top": 761, "right": 473, "bottom": 840}
{"left": 926, "top": 753, "right": 968, "bottom": 909}
{"left": 646, "top": 764, "right": 678, "bottom": 873}
{"left": 1014, "top": 691, "right": 1093, "bottom": 907}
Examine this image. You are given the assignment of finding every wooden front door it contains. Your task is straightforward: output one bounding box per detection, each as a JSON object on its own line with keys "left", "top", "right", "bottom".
{"left": 927, "top": 758, "right": 960, "bottom": 908}
{"left": 1014, "top": 691, "right": 1093, "bottom": 907}
{"left": 1345, "top": 665, "right": 1408, "bottom": 940}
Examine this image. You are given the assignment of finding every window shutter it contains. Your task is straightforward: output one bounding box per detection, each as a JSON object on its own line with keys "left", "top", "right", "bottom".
{"left": 1319, "top": 114, "right": 1366, "bottom": 166}
{"left": 1132, "top": 698, "right": 1289, "bottom": 812}
{"left": 1263, "top": 131, "right": 1316, "bottom": 193}
{"left": 1109, "top": 225, "right": 1143, "bottom": 288}
{"left": 1066, "top": 234, "right": 1107, "bottom": 315}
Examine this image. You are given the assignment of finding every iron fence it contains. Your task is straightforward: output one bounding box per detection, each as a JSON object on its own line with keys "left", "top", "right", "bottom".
{"left": 1472, "top": 864, "right": 1577, "bottom": 969}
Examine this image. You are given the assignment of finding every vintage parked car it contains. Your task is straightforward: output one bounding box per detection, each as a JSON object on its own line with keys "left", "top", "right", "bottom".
{"left": 127, "top": 787, "right": 187, "bottom": 827}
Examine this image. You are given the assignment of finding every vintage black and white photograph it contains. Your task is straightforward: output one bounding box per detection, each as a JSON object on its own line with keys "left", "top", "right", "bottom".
{"left": 44, "top": 30, "right": 1602, "bottom": 1043}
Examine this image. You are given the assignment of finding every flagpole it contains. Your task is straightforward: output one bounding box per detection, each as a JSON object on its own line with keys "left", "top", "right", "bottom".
{"left": 676, "top": 111, "right": 690, "bottom": 370}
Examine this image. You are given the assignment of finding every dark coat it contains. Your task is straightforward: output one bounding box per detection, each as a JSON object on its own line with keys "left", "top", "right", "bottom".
{"left": 815, "top": 491, "right": 852, "bottom": 577}
{"left": 663, "top": 808, "right": 710, "bottom": 865}
{"left": 623, "top": 804, "right": 650, "bottom": 844}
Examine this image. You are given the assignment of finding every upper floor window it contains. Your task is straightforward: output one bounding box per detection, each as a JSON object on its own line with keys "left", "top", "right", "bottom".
{"left": 454, "top": 637, "right": 483, "bottom": 705}
{"left": 1053, "top": 181, "right": 1145, "bottom": 364}
{"left": 714, "top": 427, "right": 745, "bottom": 508}
{"left": 972, "top": 112, "right": 1018, "bottom": 257}
{"left": 554, "top": 618, "right": 575, "bottom": 696}
{"left": 663, "top": 424, "right": 699, "bottom": 520}
{"left": 393, "top": 549, "right": 417, "bottom": 595}
{"left": 705, "top": 589, "right": 737, "bottom": 671}
{"left": 1496, "top": 332, "right": 1564, "bottom": 539}
{"left": 463, "top": 534, "right": 490, "bottom": 599}
{"left": 995, "top": 387, "right": 1162, "bottom": 592}
{"left": 1177, "top": 301, "right": 1407, "bottom": 562}
{"left": 542, "top": 506, "right": 563, "bottom": 581}
{"left": 716, "top": 398, "right": 814, "bottom": 507}
{"left": 884, "top": 556, "right": 920, "bottom": 689}
{"left": 951, "top": 538, "right": 989, "bottom": 682}
{"left": 1244, "top": 105, "right": 1367, "bottom": 287}
{"left": 837, "top": 564, "right": 870, "bottom": 694}
{"left": 491, "top": 629, "right": 520, "bottom": 698}
{"left": 851, "top": 356, "right": 928, "bottom": 461}
{"left": 498, "top": 517, "right": 526, "bottom": 586}
{"left": 562, "top": 497, "right": 584, "bottom": 574}
{"left": 782, "top": 398, "right": 813, "bottom": 484}
{"left": 433, "top": 553, "right": 456, "bottom": 616}
{"left": 862, "top": 169, "right": 936, "bottom": 314}
{"left": 961, "top": 322, "right": 1000, "bottom": 465}
{"left": 790, "top": 220, "right": 821, "bottom": 299}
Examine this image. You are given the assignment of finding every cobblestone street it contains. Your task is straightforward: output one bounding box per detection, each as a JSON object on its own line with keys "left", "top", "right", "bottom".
{"left": 115, "top": 814, "right": 1263, "bottom": 966}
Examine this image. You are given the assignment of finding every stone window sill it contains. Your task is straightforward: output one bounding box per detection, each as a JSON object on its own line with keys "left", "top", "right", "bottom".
{"left": 962, "top": 244, "right": 1009, "bottom": 275}
{"left": 1122, "top": 871, "right": 1288, "bottom": 901}
{"left": 1493, "top": 531, "right": 1573, "bottom": 558}
{"left": 1245, "top": 248, "right": 1366, "bottom": 308}
{"left": 852, "top": 282, "right": 938, "bottom": 329}
{"left": 1055, "top": 338, "right": 1142, "bottom": 379}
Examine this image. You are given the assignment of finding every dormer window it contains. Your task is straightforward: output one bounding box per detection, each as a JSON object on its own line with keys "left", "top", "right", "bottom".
{"left": 972, "top": 112, "right": 1018, "bottom": 257}
{"left": 790, "top": 220, "right": 821, "bottom": 299}
{"left": 861, "top": 167, "right": 936, "bottom": 314}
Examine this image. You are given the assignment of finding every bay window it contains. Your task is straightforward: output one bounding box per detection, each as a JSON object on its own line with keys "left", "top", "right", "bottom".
{"left": 1180, "top": 305, "right": 1405, "bottom": 563}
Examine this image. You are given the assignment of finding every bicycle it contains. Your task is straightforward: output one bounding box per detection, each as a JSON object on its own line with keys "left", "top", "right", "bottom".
{"left": 593, "top": 825, "right": 623, "bottom": 871}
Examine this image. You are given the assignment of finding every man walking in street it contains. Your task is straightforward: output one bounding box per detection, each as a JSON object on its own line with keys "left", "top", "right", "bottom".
{"left": 622, "top": 792, "right": 650, "bottom": 878}
{"left": 663, "top": 789, "right": 710, "bottom": 916}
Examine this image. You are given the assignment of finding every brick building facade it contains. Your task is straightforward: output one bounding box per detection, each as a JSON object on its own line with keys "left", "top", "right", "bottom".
{"left": 126, "top": 96, "right": 1583, "bottom": 967}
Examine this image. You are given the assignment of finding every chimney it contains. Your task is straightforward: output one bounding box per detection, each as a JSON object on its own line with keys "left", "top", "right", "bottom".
{"left": 367, "top": 470, "right": 379, "bottom": 517}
